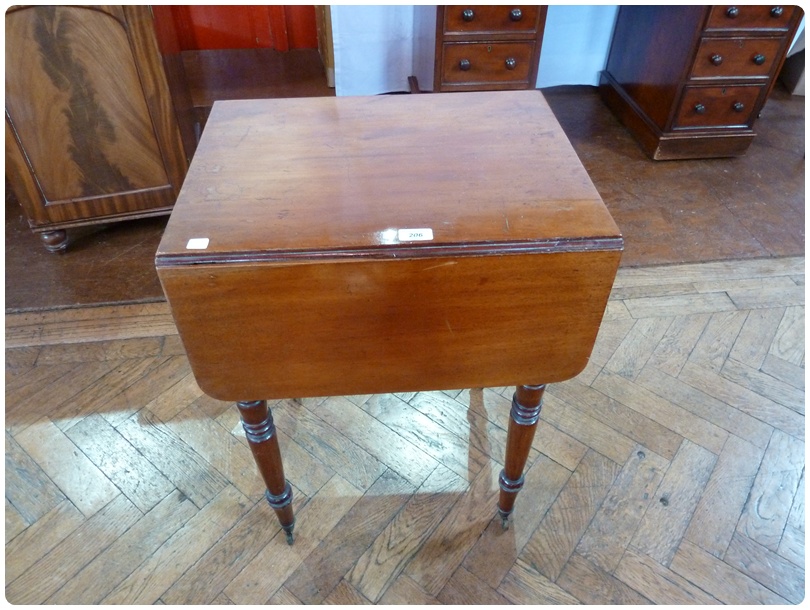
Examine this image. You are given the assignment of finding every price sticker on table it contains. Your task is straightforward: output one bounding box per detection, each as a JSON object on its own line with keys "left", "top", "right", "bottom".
{"left": 397, "top": 228, "right": 434, "bottom": 242}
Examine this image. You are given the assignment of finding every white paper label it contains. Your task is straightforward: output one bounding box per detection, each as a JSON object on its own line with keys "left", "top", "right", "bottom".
{"left": 397, "top": 228, "right": 434, "bottom": 242}
{"left": 186, "top": 238, "right": 210, "bottom": 250}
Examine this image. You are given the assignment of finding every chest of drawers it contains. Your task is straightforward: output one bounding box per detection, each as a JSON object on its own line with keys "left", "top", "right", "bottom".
{"left": 599, "top": 5, "right": 802, "bottom": 160}
{"left": 414, "top": 5, "right": 547, "bottom": 92}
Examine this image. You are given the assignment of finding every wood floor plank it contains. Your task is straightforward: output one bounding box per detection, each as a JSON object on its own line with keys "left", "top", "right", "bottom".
{"left": 47, "top": 490, "right": 197, "bottom": 604}
{"left": 519, "top": 449, "right": 621, "bottom": 581}
{"left": 362, "top": 392, "right": 489, "bottom": 483}
{"left": 4, "top": 498, "right": 27, "bottom": 544}
{"left": 8, "top": 360, "right": 119, "bottom": 433}
{"left": 97, "top": 355, "right": 192, "bottom": 429}
{"left": 541, "top": 392, "right": 637, "bottom": 465}
{"left": 721, "top": 357, "right": 805, "bottom": 414}
{"left": 726, "top": 282, "right": 805, "bottom": 310}
{"left": 34, "top": 336, "right": 165, "bottom": 365}
{"left": 728, "top": 307, "right": 785, "bottom": 369}
{"left": 760, "top": 353, "right": 805, "bottom": 391}
{"left": 323, "top": 580, "right": 372, "bottom": 605}
{"left": 636, "top": 365, "right": 774, "bottom": 450}
{"left": 622, "top": 292, "right": 737, "bottom": 319}
{"left": 6, "top": 494, "right": 141, "bottom": 605}
{"left": 778, "top": 523, "right": 804, "bottom": 569}
{"left": 273, "top": 399, "right": 387, "bottom": 491}
{"left": 612, "top": 256, "right": 804, "bottom": 288}
{"left": 737, "top": 429, "right": 804, "bottom": 551}
{"left": 159, "top": 498, "right": 286, "bottom": 605}
{"left": 5, "top": 302, "right": 177, "bottom": 348}
{"left": 645, "top": 313, "right": 711, "bottom": 377}
{"left": 144, "top": 371, "right": 204, "bottom": 421}
{"left": 593, "top": 368, "right": 728, "bottom": 454}
{"left": 670, "top": 540, "right": 789, "bottom": 604}
{"left": 614, "top": 548, "right": 720, "bottom": 605}
{"left": 629, "top": 439, "right": 716, "bottom": 566}
{"left": 309, "top": 395, "right": 438, "bottom": 487}
{"left": 769, "top": 305, "right": 804, "bottom": 366}
{"left": 549, "top": 379, "right": 683, "bottom": 461}
{"left": 224, "top": 475, "right": 362, "bottom": 605}
{"left": 462, "top": 454, "right": 571, "bottom": 589}
{"left": 556, "top": 552, "right": 651, "bottom": 604}
{"left": 4, "top": 499, "right": 84, "bottom": 584}
{"left": 724, "top": 532, "right": 804, "bottom": 603}
{"left": 403, "top": 459, "right": 503, "bottom": 595}
{"left": 378, "top": 575, "right": 441, "bottom": 605}
{"left": 349, "top": 465, "right": 466, "bottom": 602}
{"left": 687, "top": 310, "right": 748, "bottom": 373}
{"left": 4, "top": 431, "right": 67, "bottom": 525}
{"left": 497, "top": 559, "right": 580, "bottom": 604}
{"left": 116, "top": 408, "right": 230, "bottom": 509}
{"left": 684, "top": 434, "right": 765, "bottom": 558}
{"left": 437, "top": 565, "right": 512, "bottom": 605}
{"left": 604, "top": 316, "right": 673, "bottom": 380}
{"left": 165, "top": 403, "right": 267, "bottom": 500}
{"left": 679, "top": 361, "right": 805, "bottom": 441}
{"left": 576, "top": 445, "right": 668, "bottom": 573}
{"left": 14, "top": 418, "right": 120, "bottom": 518}
{"left": 64, "top": 413, "right": 176, "bottom": 513}
{"left": 102, "top": 485, "right": 251, "bottom": 605}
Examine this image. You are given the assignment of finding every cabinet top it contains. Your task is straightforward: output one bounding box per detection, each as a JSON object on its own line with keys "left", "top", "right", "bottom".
{"left": 156, "top": 90, "right": 621, "bottom": 265}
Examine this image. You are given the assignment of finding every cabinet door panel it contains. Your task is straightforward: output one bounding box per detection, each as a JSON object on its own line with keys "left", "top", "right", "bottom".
{"left": 5, "top": 6, "right": 187, "bottom": 229}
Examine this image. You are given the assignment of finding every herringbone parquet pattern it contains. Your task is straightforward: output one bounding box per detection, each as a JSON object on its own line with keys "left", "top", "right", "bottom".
{"left": 5, "top": 256, "right": 804, "bottom": 604}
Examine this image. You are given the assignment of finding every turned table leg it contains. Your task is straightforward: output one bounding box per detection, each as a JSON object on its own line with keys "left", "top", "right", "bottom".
{"left": 237, "top": 400, "right": 295, "bottom": 544}
{"left": 497, "top": 384, "right": 546, "bottom": 529}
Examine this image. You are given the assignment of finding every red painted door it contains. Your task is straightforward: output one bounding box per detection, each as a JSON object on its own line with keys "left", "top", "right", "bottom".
{"left": 169, "top": 6, "right": 318, "bottom": 52}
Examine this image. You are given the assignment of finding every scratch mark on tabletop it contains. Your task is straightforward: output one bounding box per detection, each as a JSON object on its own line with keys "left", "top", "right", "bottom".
{"left": 422, "top": 261, "right": 458, "bottom": 272}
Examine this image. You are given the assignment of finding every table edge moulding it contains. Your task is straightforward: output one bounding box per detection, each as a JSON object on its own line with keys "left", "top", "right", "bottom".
{"left": 156, "top": 90, "right": 623, "bottom": 544}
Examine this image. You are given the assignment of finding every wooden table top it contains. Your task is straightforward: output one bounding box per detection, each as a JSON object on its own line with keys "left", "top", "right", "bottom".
{"left": 156, "top": 90, "right": 621, "bottom": 266}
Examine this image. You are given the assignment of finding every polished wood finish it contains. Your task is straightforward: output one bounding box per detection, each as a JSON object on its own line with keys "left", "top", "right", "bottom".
{"left": 599, "top": 5, "right": 802, "bottom": 160}
{"left": 5, "top": 255, "right": 804, "bottom": 604}
{"left": 236, "top": 400, "right": 295, "bottom": 544}
{"left": 497, "top": 384, "right": 546, "bottom": 525}
{"left": 157, "top": 90, "right": 622, "bottom": 536}
{"left": 4, "top": 6, "right": 189, "bottom": 249}
{"left": 432, "top": 5, "right": 547, "bottom": 91}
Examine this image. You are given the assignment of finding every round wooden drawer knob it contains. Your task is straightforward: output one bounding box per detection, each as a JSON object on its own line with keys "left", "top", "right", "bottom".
{"left": 510, "top": 8, "right": 523, "bottom": 21}
{"left": 771, "top": 7, "right": 784, "bottom": 17}
{"left": 711, "top": 54, "right": 724, "bottom": 66}
{"left": 753, "top": 54, "right": 767, "bottom": 65}
{"left": 462, "top": 8, "right": 474, "bottom": 21}
{"left": 733, "top": 102, "right": 745, "bottom": 112}
{"left": 505, "top": 57, "right": 517, "bottom": 70}
{"left": 726, "top": 6, "right": 740, "bottom": 17}
{"left": 694, "top": 103, "right": 707, "bottom": 114}
{"left": 459, "top": 58, "right": 471, "bottom": 71}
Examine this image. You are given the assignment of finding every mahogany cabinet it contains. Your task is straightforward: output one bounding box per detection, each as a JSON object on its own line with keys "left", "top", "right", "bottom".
{"left": 599, "top": 5, "right": 802, "bottom": 160}
{"left": 5, "top": 6, "right": 191, "bottom": 251}
{"left": 413, "top": 5, "right": 547, "bottom": 92}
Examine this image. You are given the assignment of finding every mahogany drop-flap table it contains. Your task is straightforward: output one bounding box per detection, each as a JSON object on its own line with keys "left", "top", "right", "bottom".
{"left": 156, "top": 90, "right": 622, "bottom": 544}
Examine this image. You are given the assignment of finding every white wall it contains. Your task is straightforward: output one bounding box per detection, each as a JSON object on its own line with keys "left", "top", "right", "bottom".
{"left": 332, "top": 5, "right": 416, "bottom": 96}
{"left": 536, "top": 5, "right": 618, "bottom": 87}
{"left": 331, "top": 5, "right": 619, "bottom": 96}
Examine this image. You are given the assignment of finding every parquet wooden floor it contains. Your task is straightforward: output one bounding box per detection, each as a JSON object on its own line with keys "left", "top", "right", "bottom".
{"left": 5, "top": 256, "right": 805, "bottom": 604}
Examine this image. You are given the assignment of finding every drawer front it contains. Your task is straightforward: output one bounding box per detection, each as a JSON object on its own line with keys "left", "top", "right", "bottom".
{"left": 706, "top": 5, "right": 796, "bottom": 31}
{"left": 674, "top": 85, "right": 764, "bottom": 128}
{"left": 444, "top": 5, "right": 541, "bottom": 34}
{"left": 691, "top": 37, "right": 783, "bottom": 78}
{"left": 441, "top": 42, "right": 534, "bottom": 84}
